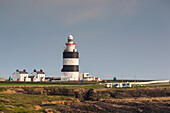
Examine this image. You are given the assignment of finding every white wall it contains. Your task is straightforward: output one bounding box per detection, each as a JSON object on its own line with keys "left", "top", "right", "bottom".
{"left": 12, "top": 72, "right": 30, "bottom": 81}
{"left": 61, "top": 72, "right": 79, "bottom": 81}
{"left": 79, "top": 73, "right": 83, "bottom": 80}
{"left": 31, "top": 72, "right": 45, "bottom": 81}
{"left": 66, "top": 45, "right": 75, "bottom": 52}
{"left": 37, "top": 74, "right": 45, "bottom": 81}
{"left": 20, "top": 74, "right": 29, "bottom": 81}
{"left": 84, "top": 77, "right": 94, "bottom": 81}
{"left": 12, "top": 72, "right": 20, "bottom": 81}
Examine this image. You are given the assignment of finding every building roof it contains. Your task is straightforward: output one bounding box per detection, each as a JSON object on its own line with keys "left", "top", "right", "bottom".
{"left": 16, "top": 69, "right": 28, "bottom": 74}
{"left": 36, "top": 71, "right": 45, "bottom": 74}
{"left": 33, "top": 69, "right": 45, "bottom": 74}
{"left": 18, "top": 71, "right": 28, "bottom": 74}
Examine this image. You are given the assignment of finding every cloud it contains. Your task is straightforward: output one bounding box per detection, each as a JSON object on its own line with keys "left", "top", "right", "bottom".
{"left": 64, "top": 0, "right": 138, "bottom": 24}
{"left": 119, "top": 0, "right": 137, "bottom": 15}
{"left": 66, "top": 7, "right": 104, "bottom": 24}
{"left": 37, "top": 0, "right": 137, "bottom": 24}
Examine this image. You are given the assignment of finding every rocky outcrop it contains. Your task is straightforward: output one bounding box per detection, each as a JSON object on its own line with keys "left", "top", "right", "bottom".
{"left": 20, "top": 87, "right": 170, "bottom": 102}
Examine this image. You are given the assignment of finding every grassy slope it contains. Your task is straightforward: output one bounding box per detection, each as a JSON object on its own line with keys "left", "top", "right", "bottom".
{"left": 1, "top": 90, "right": 170, "bottom": 112}
{"left": 1, "top": 84, "right": 170, "bottom": 112}
{"left": 0, "top": 94, "right": 77, "bottom": 113}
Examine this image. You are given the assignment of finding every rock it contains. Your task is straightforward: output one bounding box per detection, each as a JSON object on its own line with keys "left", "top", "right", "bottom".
{"left": 44, "top": 108, "right": 53, "bottom": 113}
{"left": 34, "top": 105, "right": 42, "bottom": 110}
{"left": 42, "top": 100, "right": 73, "bottom": 105}
{"left": 0, "top": 98, "right": 10, "bottom": 103}
{"left": 4, "top": 105, "right": 14, "bottom": 108}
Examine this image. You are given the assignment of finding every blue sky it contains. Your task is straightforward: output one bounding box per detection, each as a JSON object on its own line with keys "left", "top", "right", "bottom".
{"left": 0, "top": 0, "right": 170, "bottom": 80}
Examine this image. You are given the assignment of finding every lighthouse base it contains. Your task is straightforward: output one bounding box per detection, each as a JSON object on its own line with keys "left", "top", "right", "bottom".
{"left": 61, "top": 72, "right": 79, "bottom": 81}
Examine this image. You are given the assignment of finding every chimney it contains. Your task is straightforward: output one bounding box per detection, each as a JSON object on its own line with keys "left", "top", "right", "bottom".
{"left": 34, "top": 69, "right": 36, "bottom": 72}
{"left": 40, "top": 69, "right": 43, "bottom": 72}
{"left": 23, "top": 69, "right": 26, "bottom": 72}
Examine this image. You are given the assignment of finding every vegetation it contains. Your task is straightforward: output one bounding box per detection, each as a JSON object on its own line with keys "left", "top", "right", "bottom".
{"left": 1, "top": 84, "right": 170, "bottom": 112}
{"left": 20, "top": 84, "right": 104, "bottom": 90}
{"left": 0, "top": 81, "right": 98, "bottom": 86}
{"left": 0, "top": 94, "right": 77, "bottom": 113}
{"left": 1, "top": 85, "right": 170, "bottom": 112}
{"left": 1, "top": 82, "right": 170, "bottom": 90}
{"left": 0, "top": 87, "right": 8, "bottom": 92}
{"left": 0, "top": 82, "right": 72, "bottom": 86}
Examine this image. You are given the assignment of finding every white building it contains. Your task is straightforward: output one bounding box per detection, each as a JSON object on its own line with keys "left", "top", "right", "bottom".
{"left": 79, "top": 73, "right": 100, "bottom": 81}
{"left": 12, "top": 69, "right": 31, "bottom": 82}
{"left": 79, "top": 73, "right": 93, "bottom": 81}
{"left": 31, "top": 69, "right": 45, "bottom": 82}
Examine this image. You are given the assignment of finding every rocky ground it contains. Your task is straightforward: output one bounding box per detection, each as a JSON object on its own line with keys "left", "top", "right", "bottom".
{"left": 1, "top": 86, "right": 170, "bottom": 113}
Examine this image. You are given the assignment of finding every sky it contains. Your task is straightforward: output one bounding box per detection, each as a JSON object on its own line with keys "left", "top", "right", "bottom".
{"left": 0, "top": 0, "right": 170, "bottom": 80}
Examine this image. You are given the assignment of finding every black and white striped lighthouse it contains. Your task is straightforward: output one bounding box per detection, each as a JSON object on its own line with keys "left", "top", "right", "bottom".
{"left": 61, "top": 34, "right": 79, "bottom": 81}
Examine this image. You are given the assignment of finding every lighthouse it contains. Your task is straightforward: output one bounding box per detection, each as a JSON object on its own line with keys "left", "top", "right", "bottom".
{"left": 61, "top": 34, "right": 79, "bottom": 81}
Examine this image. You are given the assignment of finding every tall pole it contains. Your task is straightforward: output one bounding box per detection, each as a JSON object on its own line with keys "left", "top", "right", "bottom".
{"left": 122, "top": 73, "right": 123, "bottom": 83}
{"left": 97, "top": 74, "right": 99, "bottom": 83}
{"left": 134, "top": 74, "right": 136, "bottom": 85}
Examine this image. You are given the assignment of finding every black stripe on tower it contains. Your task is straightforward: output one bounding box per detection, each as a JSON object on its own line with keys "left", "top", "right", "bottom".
{"left": 61, "top": 65, "right": 79, "bottom": 72}
{"left": 63, "top": 52, "right": 79, "bottom": 58}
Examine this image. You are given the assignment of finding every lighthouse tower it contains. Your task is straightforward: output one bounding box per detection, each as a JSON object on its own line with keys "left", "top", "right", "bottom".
{"left": 61, "top": 34, "right": 79, "bottom": 81}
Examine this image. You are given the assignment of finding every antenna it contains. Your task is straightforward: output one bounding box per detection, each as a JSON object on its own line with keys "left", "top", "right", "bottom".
{"left": 97, "top": 74, "right": 99, "bottom": 82}
{"left": 122, "top": 73, "right": 123, "bottom": 83}
{"left": 134, "top": 74, "right": 136, "bottom": 85}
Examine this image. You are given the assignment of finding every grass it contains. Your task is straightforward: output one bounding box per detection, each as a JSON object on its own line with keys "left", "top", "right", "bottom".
{"left": 0, "top": 87, "right": 8, "bottom": 92}
{"left": 0, "top": 82, "right": 69, "bottom": 86}
{"left": 0, "top": 94, "right": 76, "bottom": 113}
{"left": 1, "top": 82, "right": 170, "bottom": 90}
{"left": 0, "top": 81, "right": 98, "bottom": 86}
{"left": 23, "top": 84, "right": 170, "bottom": 91}
{"left": 46, "top": 84, "right": 104, "bottom": 89}
{"left": 19, "top": 84, "right": 104, "bottom": 90}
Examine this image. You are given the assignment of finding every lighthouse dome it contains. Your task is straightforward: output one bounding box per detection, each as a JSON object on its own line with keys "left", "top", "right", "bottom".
{"left": 68, "top": 34, "right": 73, "bottom": 40}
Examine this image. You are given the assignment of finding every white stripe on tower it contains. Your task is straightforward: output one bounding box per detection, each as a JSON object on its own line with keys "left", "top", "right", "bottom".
{"left": 63, "top": 58, "right": 79, "bottom": 65}
{"left": 61, "top": 34, "right": 79, "bottom": 81}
